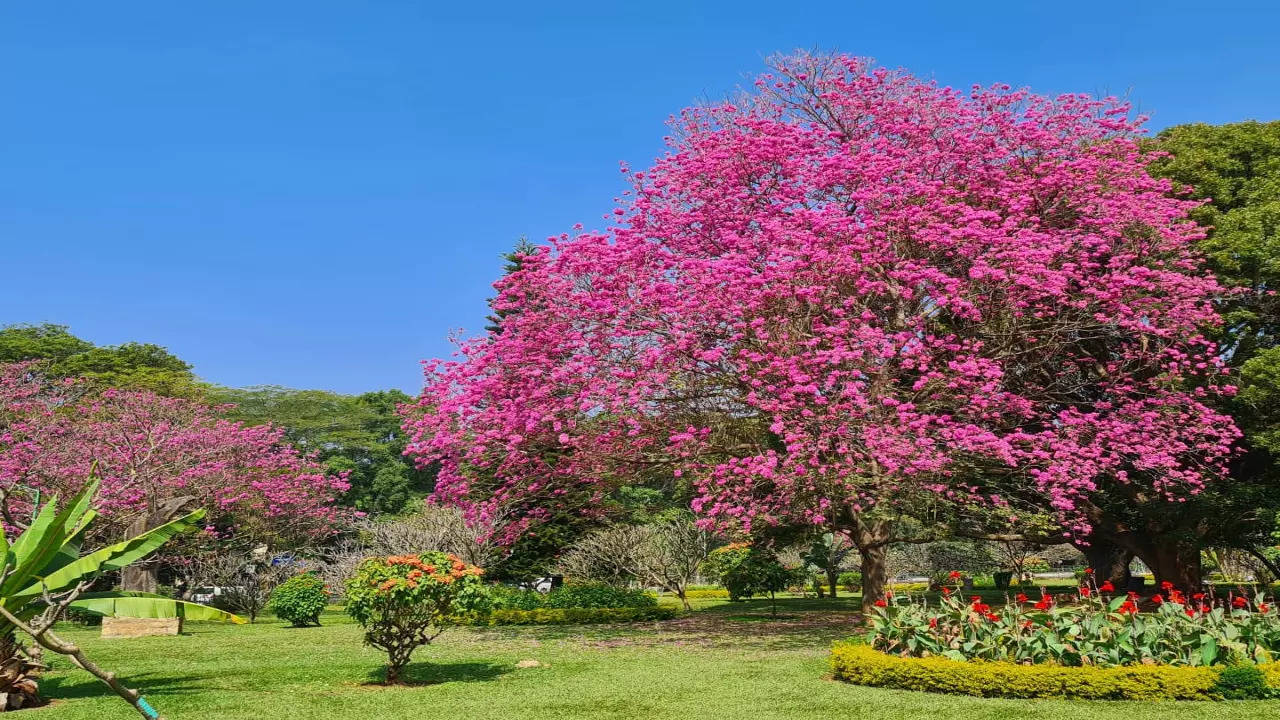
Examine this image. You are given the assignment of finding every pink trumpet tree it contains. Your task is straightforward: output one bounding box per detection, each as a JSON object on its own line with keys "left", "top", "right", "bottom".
{"left": 0, "top": 364, "right": 350, "bottom": 591}
{"left": 404, "top": 53, "right": 1238, "bottom": 605}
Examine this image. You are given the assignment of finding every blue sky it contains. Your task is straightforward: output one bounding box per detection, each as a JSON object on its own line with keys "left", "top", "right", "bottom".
{"left": 2, "top": 1, "right": 1277, "bottom": 394}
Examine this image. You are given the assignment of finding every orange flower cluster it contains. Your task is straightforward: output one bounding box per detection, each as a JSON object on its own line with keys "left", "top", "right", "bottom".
{"left": 373, "top": 553, "right": 484, "bottom": 593}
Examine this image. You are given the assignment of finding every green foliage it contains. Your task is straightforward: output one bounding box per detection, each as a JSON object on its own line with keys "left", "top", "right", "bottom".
{"left": 489, "top": 582, "right": 657, "bottom": 611}
{"left": 544, "top": 583, "right": 656, "bottom": 609}
{"left": 343, "top": 552, "right": 489, "bottom": 683}
{"left": 0, "top": 480, "right": 242, "bottom": 627}
{"left": 867, "top": 577, "right": 1280, "bottom": 667}
{"left": 838, "top": 572, "right": 863, "bottom": 593}
{"left": 268, "top": 573, "right": 329, "bottom": 627}
{"left": 0, "top": 323, "right": 201, "bottom": 397}
{"left": 700, "top": 544, "right": 796, "bottom": 601}
{"left": 830, "top": 642, "right": 1244, "bottom": 700}
{"left": 213, "top": 385, "right": 432, "bottom": 513}
{"left": 1215, "top": 663, "right": 1275, "bottom": 700}
{"left": 476, "top": 606, "right": 676, "bottom": 625}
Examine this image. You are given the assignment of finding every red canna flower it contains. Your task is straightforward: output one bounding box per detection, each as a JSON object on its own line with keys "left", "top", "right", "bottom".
{"left": 1160, "top": 581, "right": 1174, "bottom": 592}
{"left": 873, "top": 599, "right": 887, "bottom": 608}
{"left": 1151, "top": 594, "right": 1164, "bottom": 605}
{"left": 928, "top": 617, "right": 938, "bottom": 628}
{"left": 1015, "top": 593, "right": 1028, "bottom": 603}
{"left": 1078, "top": 586, "right": 1091, "bottom": 598}
{"left": 949, "top": 570, "right": 962, "bottom": 579}
{"left": 1232, "top": 596, "right": 1248, "bottom": 609}
{"left": 1259, "top": 603, "right": 1270, "bottom": 614}
{"left": 1118, "top": 600, "right": 1137, "bottom": 615}
{"left": 1099, "top": 581, "right": 1115, "bottom": 592}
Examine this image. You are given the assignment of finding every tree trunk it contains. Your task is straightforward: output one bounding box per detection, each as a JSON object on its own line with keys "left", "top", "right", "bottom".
{"left": 1079, "top": 540, "right": 1132, "bottom": 588}
{"left": 676, "top": 588, "right": 690, "bottom": 612}
{"left": 858, "top": 545, "right": 887, "bottom": 611}
{"left": 0, "top": 632, "right": 42, "bottom": 710}
{"left": 120, "top": 516, "right": 159, "bottom": 593}
{"left": 826, "top": 568, "right": 838, "bottom": 599}
{"left": 1137, "top": 542, "right": 1202, "bottom": 591}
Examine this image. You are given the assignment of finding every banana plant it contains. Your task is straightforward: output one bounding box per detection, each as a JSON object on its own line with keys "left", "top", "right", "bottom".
{"left": 0, "top": 479, "right": 243, "bottom": 717}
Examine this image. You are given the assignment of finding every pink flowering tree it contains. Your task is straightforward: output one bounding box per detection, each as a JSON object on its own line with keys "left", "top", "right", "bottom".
{"left": 0, "top": 364, "right": 350, "bottom": 591}
{"left": 405, "top": 53, "right": 1238, "bottom": 605}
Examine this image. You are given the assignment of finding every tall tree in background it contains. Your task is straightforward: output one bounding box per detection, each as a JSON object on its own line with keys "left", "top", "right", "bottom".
{"left": 0, "top": 323, "right": 202, "bottom": 398}
{"left": 213, "top": 386, "right": 431, "bottom": 514}
{"left": 1140, "top": 121, "right": 1280, "bottom": 576}
{"left": 407, "top": 53, "right": 1238, "bottom": 605}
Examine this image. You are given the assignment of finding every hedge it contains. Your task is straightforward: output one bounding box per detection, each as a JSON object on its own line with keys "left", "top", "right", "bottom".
{"left": 470, "top": 606, "right": 678, "bottom": 626}
{"left": 830, "top": 643, "right": 1280, "bottom": 701}
{"left": 681, "top": 589, "right": 729, "bottom": 599}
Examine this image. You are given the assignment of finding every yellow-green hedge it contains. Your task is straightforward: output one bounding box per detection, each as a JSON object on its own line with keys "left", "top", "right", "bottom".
{"left": 830, "top": 643, "right": 1280, "bottom": 701}
{"left": 680, "top": 589, "right": 730, "bottom": 599}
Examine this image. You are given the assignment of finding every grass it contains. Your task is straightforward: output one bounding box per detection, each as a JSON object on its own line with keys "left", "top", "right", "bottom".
{"left": 31, "top": 596, "right": 1280, "bottom": 720}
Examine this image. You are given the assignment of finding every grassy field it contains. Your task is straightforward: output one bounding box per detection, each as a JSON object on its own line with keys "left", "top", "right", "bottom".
{"left": 33, "top": 596, "right": 1280, "bottom": 720}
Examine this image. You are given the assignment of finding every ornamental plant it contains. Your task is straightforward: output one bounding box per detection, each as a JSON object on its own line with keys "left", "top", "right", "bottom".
{"left": 268, "top": 573, "right": 328, "bottom": 627}
{"left": 867, "top": 574, "right": 1280, "bottom": 667}
{"left": 700, "top": 543, "right": 796, "bottom": 614}
{"left": 344, "top": 552, "right": 489, "bottom": 684}
{"left": 404, "top": 52, "right": 1239, "bottom": 607}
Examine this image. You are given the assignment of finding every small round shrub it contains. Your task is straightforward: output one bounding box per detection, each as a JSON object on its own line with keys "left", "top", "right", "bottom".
{"left": 838, "top": 571, "right": 862, "bottom": 593}
{"left": 268, "top": 572, "right": 328, "bottom": 627}
{"left": 345, "top": 552, "right": 490, "bottom": 684}
{"left": 1214, "top": 663, "right": 1272, "bottom": 700}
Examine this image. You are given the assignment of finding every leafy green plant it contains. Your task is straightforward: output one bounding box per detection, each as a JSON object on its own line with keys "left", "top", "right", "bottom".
{"left": 544, "top": 583, "right": 656, "bottom": 609}
{"left": 866, "top": 574, "right": 1280, "bottom": 667}
{"left": 268, "top": 573, "right": 328, "bottom": 627}
{"left": 345, "top": 553, "right": 490, "bottom": 684}
{"left": 0, "top": 479, "right": 241, "bottom": 716}
{"left": 471, "top": 606, "right": 676, "bottom": 626}
{"left": 700, "top": 543, "right": 797, "bottom": 614}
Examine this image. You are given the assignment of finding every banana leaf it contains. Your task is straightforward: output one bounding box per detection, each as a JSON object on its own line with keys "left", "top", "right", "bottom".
{"left": 14, "top": 508, "right": 206, "bottom": 599}
{"left": 70, "top": 592, "right": 245, "bottom": 624}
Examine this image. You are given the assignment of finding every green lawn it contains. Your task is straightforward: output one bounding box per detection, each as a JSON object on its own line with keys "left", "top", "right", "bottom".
{"left": 33, "top": 597, "right": 1280, "bottom": 719}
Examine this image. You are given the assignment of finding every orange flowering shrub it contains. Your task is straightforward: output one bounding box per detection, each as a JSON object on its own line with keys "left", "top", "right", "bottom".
{"left": 345, "top": 551, "right": 490, "bottom": 684}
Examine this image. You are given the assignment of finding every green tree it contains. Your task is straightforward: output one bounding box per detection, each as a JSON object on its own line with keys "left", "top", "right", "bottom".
{"left": 0, "top": 323, "right": 200, "bottom": 397}
{"left": 212, "top": 386, "right": 432, "bottom": 514}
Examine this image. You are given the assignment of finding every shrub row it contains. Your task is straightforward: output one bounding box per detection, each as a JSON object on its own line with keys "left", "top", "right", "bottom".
{"left": 469, "top": 606, "right": 677, "bottom": 626}
{"left": 681, "top": 588, "right": 729, "bottom": 599}
{"left": 489, "top": 582, "right": 658, "bottom": 611}
{"left": 830, "top": 643, "right": 1280, "bottom": 700}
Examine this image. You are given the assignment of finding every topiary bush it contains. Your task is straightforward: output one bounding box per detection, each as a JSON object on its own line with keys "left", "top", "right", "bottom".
{"left": 268, "top": 572, "right": 328, "bottom": 628}
{"left": 345, "top": 553, "right": 490, "bottom": 684}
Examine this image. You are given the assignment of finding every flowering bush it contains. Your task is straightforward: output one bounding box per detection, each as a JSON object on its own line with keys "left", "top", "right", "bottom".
{"left": 268, "top": 573, "right": 329, "bottom": 627}
{"left": 344, "top": 552, "right": 489, "bottom": 684}
{"left": 867, "top": 575, "right": 1280, "bottom": 667}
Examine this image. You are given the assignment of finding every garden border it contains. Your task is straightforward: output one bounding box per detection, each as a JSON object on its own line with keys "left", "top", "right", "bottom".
{"left": 830, "top": 642, "right": 1280, "bottom": 701}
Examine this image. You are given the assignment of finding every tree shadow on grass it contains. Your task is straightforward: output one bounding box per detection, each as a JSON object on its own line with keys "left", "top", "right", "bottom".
{"left": 39, "top": 672, "right": 207, "bottom": 701}
{"left": 362, "top": 661, "right": 511, "bottom": 687}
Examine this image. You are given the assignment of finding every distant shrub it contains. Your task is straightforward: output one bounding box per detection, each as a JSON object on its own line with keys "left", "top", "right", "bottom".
{"left": 682, "top": 588, "right": 729, "bottom": 599}
{"left": 477, "top": 606, "right": 676, "bottom": 626}
{"left": 545, "top": 582, "right": 656, "bottom": 609}
{"left": 838, "top": 572, "right": 862, "bottom": 593}
{"left": 268, "top": 572, "right": 328, "bottom": 627}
